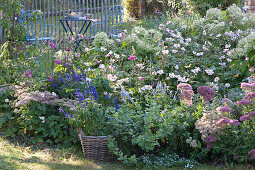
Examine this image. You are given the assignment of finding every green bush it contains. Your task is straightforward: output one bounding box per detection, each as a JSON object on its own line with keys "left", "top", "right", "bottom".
{"left": 192, "top": 0, "right": 241, "bottom": 16}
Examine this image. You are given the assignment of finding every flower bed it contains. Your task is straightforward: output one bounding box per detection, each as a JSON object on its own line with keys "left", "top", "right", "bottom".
{"left": 1, "top": 4, "right": 255, "bottom": 168}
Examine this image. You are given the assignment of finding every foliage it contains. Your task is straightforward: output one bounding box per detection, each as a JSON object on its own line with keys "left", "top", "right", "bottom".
{"left": 107, "top": 92, "right": 206, "bottom": 166}
{"left": 123, "top": 0, "right": 140, "bottom": 18}
{"left": 0, "top": 86, "right": 17, "bottom": 137}
{"left": 191, "top": 0, "right": 241, "bottom": 16}
{"left": 145, "top": 0, "right": 194, "bottom": 16}
{"left": 14, "top": 100, "right": 78, "bottom": 147}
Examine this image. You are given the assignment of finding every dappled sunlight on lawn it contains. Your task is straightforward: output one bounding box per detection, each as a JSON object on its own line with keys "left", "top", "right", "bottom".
{"left": 0, "top": 136, "right": 128, "bottom": 170}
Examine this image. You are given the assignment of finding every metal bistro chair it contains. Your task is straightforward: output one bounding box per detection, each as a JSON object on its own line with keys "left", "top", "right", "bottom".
{"left": 20, "top": 10, "right": 56, "bottom": 44}
{"left": 20, "top": 10, "right": 57, "bottom": 64}
{"left": 91, "top": 5, "right": 124, "bottom": 38}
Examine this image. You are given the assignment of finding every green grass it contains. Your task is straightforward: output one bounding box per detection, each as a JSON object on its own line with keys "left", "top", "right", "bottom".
{"left": 0, "top": 136, "right": 253, "bottom": 170}
{"left": 0, "top": 136, "right": 129, "bottom": 170}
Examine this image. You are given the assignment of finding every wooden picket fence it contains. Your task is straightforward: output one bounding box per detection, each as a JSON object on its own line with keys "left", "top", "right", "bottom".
{"left": 0, "top": 0, "right": 122, "bottom": 45}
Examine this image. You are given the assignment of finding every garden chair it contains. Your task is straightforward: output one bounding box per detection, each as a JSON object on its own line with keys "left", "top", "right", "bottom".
{"left": 90, "top": 5, "right": 124, "bottom": 38}
{"left": 20, "top": 10, "right": 56, "bottom": 44}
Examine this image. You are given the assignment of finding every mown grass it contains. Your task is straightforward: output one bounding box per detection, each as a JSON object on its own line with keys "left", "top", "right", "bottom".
{"left": 1, "top": 135, "right": 254, "bottom": 170}
{"left": 0, "top": 136, "right": 130, "bottom": 170}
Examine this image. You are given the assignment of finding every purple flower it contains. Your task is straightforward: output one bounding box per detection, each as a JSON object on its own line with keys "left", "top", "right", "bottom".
{"left": 216, "top": 117, "right": 230, "bottom": 126}
{"left": 128, "top": 55, "right": 136, "bottom": 60}
{"left": 65, "top": 49, "right": 70, "bottom": 51}
{"left": 244, "top": 92, "right": 255, "bottom": 100}
{"left": 48, "top": 75, "right": 54, "bottom": 82}
{"left": 65, "top": 62, "right": 70, "bottom": 66}
{"left": 59, "top": 107, "right": 73, "bottom": 118}
{"left": 206, "top": 135, "right": 217, "bottom": 143}
{"left": 76, "top": 53, "right": 81, "bottom": 56}
{"left": 248, "top": 112, "right": 255, "bottom": 117}
{"left": 249, "top": 149, "right": 255, "bottom": 159}
{"left": 197, "top": 86, "right": 215, "bottom": 102}
{"left": 50, "top": 42, "right": 56, "bottom": 49}
{"left": 78, "top": 34, "right": 84, "bottom": 38}
{"left": 155, "top": 12, "right": 162, "bottom": 15}
{"left": 240, "top": 115, "right": 251, "bottom": 121}
{"left": 219, "top": 105, "right": 231, "bottom": 113}
{"left": 233, "top": 154, "right": 238, "bottom": 160}
{"left": 55, "top": 59, "right": 62, "bottom": 65}
{"left": 229, "top": 119, "right": 240, "bottom": 126}
{"left": 205, "top": 135, "right": 217, "bottom": 150}
{"left": 237, "top": 99, "right": 251, "bottom": 105}
{"left": 241, "top": 81, "right": 255, "bottom": 90}
{"left": 24, "top": 69, "right": 32, "bottom": 77}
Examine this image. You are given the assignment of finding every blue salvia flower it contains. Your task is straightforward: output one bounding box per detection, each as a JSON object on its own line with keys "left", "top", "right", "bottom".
{"left": 75, "top": 89, "right": 85, "bottom": 105}
{"left": 59, "top": 107, "right": 73, "bottom": 118}
{"left": 65, "top": 73, "right": 72, "bottom": 79}
{"left": 91, "top": 87, "right": 98, "bottom": 102}
{"left": 52, "top": 80, "right": 60, "bottom": 90}
{"left": 114, "top": 98, "right": 119, "bottom": 112}
{"left": 106, "top": 94, "right": 109, "bottom": 104}
{"left": 78, "top": 67, "right": 87, "bottom": 80}
{"left": 59, "top": 76, "right": 66, "bottom": 86}
{"left": 84, "top": 89, "right": 88, "bottom": 98}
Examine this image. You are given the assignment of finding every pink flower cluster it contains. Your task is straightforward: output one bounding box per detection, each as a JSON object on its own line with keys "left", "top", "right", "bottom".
{"left": 197, "top": 86, "right": 215, "bottom": 102}
{"left": 239, "top": 112, "right": 255, "bottom": 121}
{"left": 179, "top": 90, "right": 194, "bottom": 106}
{"left": 216, "top": 117, "right": 240, "bottom": 126}
{"left": 177, "top": 83, "right": 192, "bottom": 91}
{"left": 128, "top": 55, "right": 136, "bottom": 60}
{"left": 177, "top": 83, "right": 194, "bottom": 106}
{"left": 241, "top": 81, "right": 255, "bottom": 90}
{"left": 219, "top": 105, "right": 231, "bottom": 113}
{"left": 249, "top": 149, "right": 255, "bottom": 159}
{"left": 24, "top": 69, "right": 32, "bottom": 78}
{"left": 237, "top": 99, "right": 251, "bottom": 105}
{"left": 244, "top": 92, "right": 255, "bottom": 100}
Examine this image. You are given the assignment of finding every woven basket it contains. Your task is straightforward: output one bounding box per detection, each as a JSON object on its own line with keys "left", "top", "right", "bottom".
{"left": 78, "top": 130, "right": 113, "bottom": 161}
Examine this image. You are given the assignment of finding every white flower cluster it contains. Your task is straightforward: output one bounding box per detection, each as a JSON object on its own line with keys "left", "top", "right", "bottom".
{"left": 191, "top": 67, "right": 201, "bottom": 75}
{"left": 231, "top": 32, "right": 255, "bottom": 58}
{"left": 206, "top": 8, "right": 223, "bottom": 21}
{"left": 226, "top": 4, "right": 244, "bottom": 23}
{"left": 195, "top": 111, "right": 222, "bottom": 140}
{"left": 168, "top": 73, "right": 189, "bottom": 82}
{"left": 107, "top": 74, "right": 118, "bottom": 82}
{"left": 141, "top": 85, "right": 153, "bottom": 91}
{"left": 186, "top": 137, "right": 198, "bottom": 148}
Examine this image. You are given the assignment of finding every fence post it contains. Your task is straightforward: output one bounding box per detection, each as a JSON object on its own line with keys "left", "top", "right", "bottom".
{"left": 139, "top": 0, "right": 146, "bottom": 17}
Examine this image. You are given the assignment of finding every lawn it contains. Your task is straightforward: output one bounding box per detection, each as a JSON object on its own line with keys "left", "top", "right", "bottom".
{"left": 1, "top": 136, "right": 253, "bottom": 170}
{"left": 0, "top": 136, "right": 129, "bottom": 170}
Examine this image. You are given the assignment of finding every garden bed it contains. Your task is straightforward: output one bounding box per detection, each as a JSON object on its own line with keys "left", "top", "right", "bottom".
{"left": 1, "top": 3, "right": 255, "bottom": 169}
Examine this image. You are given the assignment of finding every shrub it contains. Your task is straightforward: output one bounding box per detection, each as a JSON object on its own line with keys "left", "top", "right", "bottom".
{"left": 192, "top": 0, "right": 241, "bottom": 16}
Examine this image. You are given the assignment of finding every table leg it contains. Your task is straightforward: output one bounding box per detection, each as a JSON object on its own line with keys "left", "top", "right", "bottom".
{"left": 74, "top": 21, "right": 92, "bottom": 52}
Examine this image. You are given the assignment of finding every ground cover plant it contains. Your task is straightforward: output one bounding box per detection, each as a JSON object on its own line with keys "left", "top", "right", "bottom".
{"left": 1, "top": 2, "right": 255, "bottom": 169}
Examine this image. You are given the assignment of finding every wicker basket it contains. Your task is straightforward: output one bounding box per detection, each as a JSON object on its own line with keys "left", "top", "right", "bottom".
{"left": 78, "top": 130, "right": 113, "bottom": 161}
